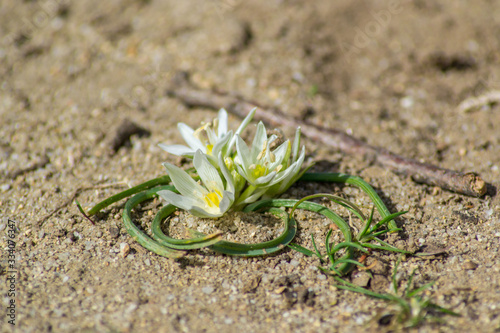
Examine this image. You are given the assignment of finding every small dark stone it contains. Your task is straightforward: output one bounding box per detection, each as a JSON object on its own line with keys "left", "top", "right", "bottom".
{"left": 274, "top": 274, "right": 301, "bottom": 288}
{"left": 429, "top": 52, "right": 476, "bottom": 72}
{"left": 274, "top": 276, "right": 288, "bottom": 287}
{"left": 283, "top": 290, "right": 298, "bottom": 308}
{"left": 242, "top": 275, "right": 261, "bottom": 294}
{"left": 68, "top": 232, "right": 77, "bottom": 242}
{"left": 109, "top": 227, "right": 120, "bottom": 239}
{"left": 378, "top": 314, "right": 394, "bottom": 326}
{"left": 297, "top": 287, "right": 315, "bottom": 307}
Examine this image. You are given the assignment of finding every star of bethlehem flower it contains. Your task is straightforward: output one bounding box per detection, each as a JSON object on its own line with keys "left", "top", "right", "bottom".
{"left": 157, "top": 150, "right": 235, "bottom": 218}
{"left": 232, "top": 121, "right": 307, "bottom": 207}
{"left": 158, "top": 108, "right": 256, "bottom": 164}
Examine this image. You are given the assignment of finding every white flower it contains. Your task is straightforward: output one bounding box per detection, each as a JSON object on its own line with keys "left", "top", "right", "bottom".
{"left": 158, "top": 108, "right": 256, "bottom": 162}
{"left": 263, "top": 126, "right": 308, "bottom": 198}
{"left": 233, "top": 122, "right": 306, "bottom": 205}
{"left": 157, "top": 150, "right": 235, "bottom": 218}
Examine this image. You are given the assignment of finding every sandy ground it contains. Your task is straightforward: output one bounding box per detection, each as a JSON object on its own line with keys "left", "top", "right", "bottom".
{"left": 1, "top": 0, "right": 500, "bottom": 332}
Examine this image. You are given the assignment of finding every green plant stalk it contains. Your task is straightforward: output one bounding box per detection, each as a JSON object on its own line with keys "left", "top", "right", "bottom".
{"left": 151, "top": 199, "right": 224, "bottom": 250}
{"left": 333, "top": 257, "right": 460, "bottom": 328}
{"left": 86, "top": 176, "right": 172, "bottom": 216}
{"left": 299, "top": 173, "right": 398, "bottom": 231}
{"left": 122, "top": 186, "right": 184, "bottom": 259}
{"left": 187, "top": 204, "right": 295, "bottom": 256}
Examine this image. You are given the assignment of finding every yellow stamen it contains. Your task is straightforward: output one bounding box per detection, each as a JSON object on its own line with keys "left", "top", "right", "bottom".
{"left": 203, "top": 190, "right": 222, "bottom": 208}
{"left": 213, "top": 118, "right": 218, "bottom": 133}
{"left": 269, "top": 152, "right": 276, "bottom": 163}
{"left": 193, "top": 123, "right": 209, "bottom": 140}
{"left": 257, "top": 140, "right": 268, "bottom": 160}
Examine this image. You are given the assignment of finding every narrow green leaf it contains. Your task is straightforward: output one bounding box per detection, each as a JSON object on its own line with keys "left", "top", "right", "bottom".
{"left": 288, "top": 243, "right": 316, "bottom": 257}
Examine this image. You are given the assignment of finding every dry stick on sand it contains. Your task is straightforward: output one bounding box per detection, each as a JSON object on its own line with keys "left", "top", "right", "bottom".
{"left": 167, "top": 73, "right": 487, "bottom": 197}
{"left": 34, "top": 182, "right": 128, "bottom": 230}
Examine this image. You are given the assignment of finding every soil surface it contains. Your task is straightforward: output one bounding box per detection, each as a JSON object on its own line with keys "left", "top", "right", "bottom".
{"left": 1, "top": 1, "right": 500, "bottom": 332}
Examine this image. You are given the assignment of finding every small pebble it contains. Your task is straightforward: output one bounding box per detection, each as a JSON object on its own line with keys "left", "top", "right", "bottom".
{"left": 400, "top": 96, "right": 414, "bottom": 109}
{"left": 351, "top": 272, "right": 371, "bottom": 287}
{"left": 202, "top": 285, "right": 215, "bottom": 294}
{"left": 68, "top": 233, "right": 77, "bottom": 242}
{"left": 1, "top": 184, "right": 11, "bottom": 192}
{"left": 109, "top": 227, "right": 120, "bottom": 239}
{"left": 274, "top": 286, "right": 287, "bottom": 294}
{"left": 120, "top": 242, "right": 130, "bottom": 257}
{"left": 84, "top": 241, "right": 94, "bottom": 251}
{"left": 463, "top": 260, "right": 478, "bottom": 270}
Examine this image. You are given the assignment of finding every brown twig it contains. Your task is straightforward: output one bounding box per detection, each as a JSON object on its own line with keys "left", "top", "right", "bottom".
{"left": 166, "top": 72, "right": 487, "bottom": 197}
{"left": 34, "top": 182, "right": 128, "bottom": 230}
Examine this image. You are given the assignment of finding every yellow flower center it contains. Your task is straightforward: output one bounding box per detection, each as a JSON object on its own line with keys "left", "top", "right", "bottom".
{"left": 203, "top": 190, "right": 222, "bottom": 208}
{"left": 250, "top": 164, "right": 268, "bottom": 179}
{"left": 206, "top": 144, "right": 213, "bottom": 155}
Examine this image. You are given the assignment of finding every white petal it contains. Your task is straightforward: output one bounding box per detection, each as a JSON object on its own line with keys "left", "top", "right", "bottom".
{"left": 269, "top": 163, "right": 296, "bottom": 185}
{"left": 255, "top": 171, "right": 277, "bottom": 186}
{"left": 188, "top": 206, "right": 223, "bottom": 218}
{"left": 212, "top": 131, "right": 232, "bottom": 157}
{"left": 158, "top": 143, "right": 195, "bottom": 157}
{"left": 217, "top": 108, "right": 228, "bottom": 136}
{"left": 275, "top": 146, "right": 306, "bottom": 189}
{"left": 163, "top": 162, "right": 206, "bottom": 197}
{"left": 291, "top": 127, "right": 301, "bottom": 163}
{"left": 268, "top": 140, "right": 290, "bottom": 170}
{"left": 157, "top": 190, "right": 202, "bottom": 211}
{"left": 206, "top": 125, "right": 217, "bottom": 146}
{"left": 296, "top": 145, "right": 306, "bottom": 166}
{"left": 193, "top": 150, "right": 223, "bottom": 193}
{"left": 251, "top": 122, "right": 267, "bottom": 160}
{"left": 235, "top": 136, "right": 252, "bottom": 171}
{"left": 218, "top": 190, "right": 235, "bottom": 212}
{"left": 235, "top": 163, "right": 252, "bottom": 184}
{"left": 178, "top": 123, "right": 205, "bottom": 152}
{"left": 228, "top": 107, "right": 256, "bottom": 151}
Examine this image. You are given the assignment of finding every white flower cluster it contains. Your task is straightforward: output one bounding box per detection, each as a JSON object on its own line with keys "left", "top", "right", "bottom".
{"left": 158, "top": 108, "right": 307, "bottom": 218}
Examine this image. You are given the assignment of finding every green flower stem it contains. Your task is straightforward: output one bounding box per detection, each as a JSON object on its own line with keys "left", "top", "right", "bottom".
{"left": 86, "top": 175, "right": 172, "bottom": 216}
{"left": 186, "top": 205, "right": 294, "bottom": 256}
{"left": 122, "top": 186, "right": 184, "bottom": 259}
{"left": 232, "top": 184, "right": 258, "bottom": 210}
{"left": 186, "top": 199, "right": 353, "bottom": 268}
{"left": 299, "top": 172, "right": 398, "bottom": 231}
{"left": 151, "top": 201, "right": 224, "bottom": 250}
